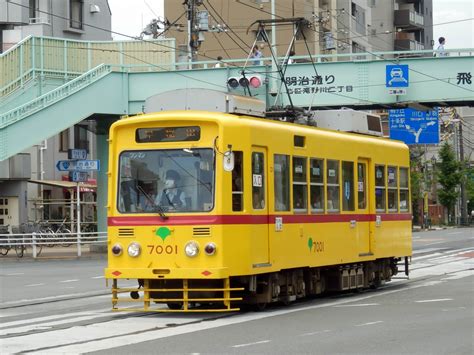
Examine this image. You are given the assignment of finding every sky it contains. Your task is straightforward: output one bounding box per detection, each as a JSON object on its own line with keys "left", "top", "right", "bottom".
{"left": 108, "top": 0, "right": 474, "bottom": 49}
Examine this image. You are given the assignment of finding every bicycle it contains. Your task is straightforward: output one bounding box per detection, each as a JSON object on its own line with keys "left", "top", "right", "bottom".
{"left": 43, "top": 218, "right": 73, "bottom": 247}
{"left": 0, "top": 225, "right": 26, "bottom": 258}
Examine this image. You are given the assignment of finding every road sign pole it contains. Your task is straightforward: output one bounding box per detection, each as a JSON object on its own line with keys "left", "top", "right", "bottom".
{"left": 76, "top": 183, "right": 81, "bottom": 257}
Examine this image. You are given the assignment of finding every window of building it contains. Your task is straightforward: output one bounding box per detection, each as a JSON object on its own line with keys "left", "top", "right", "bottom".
{"left": 310, "top": 158, "right": 324, "bottom": 212}
{"left": 357, "top": 162, "right": 367, "bottom": 209}
{"left": 29, "top": 0, "right": 37, "bottom": 19}
{"left": 387, "top": 166, "right": 398, "bottom": 211}
{"left": 74, "top": 125, "right": 88, "bottom": 151}
{"left": 399, "top": 167, "right": 409, "bottom": 212}
{"left": 70, "top": 0, "right": 84, "bottom": 30}
{"left": 274, "top": 154, "right": 290, "bottom": 211}
{"left": 293, "top": 157, "right": 307, "bottom": 212}
{"left": 252, "top": 152, "right": 265, "bottom": 210}
{"left": 375, "top": 165, "right": 386, "bottom": 211}
{"left": 342, "top": 161, "right": 355, "bottom": 211}
{"left": 327, "top": 160, "right": 340, "bottom": 211}
{"left": 59, "top": 129, "right": 69, "bottom": 152}
{"left": 232, "top": 151, "right": 243, "bottom": 212}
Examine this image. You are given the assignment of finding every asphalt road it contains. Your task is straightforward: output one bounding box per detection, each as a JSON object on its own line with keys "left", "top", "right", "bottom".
{"left": 0, "top": 227, "right": 472, "bottom": 354}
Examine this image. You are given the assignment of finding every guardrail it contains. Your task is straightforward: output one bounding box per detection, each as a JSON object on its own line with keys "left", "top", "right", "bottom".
{"left": 0, "top": 231, "right": 107, "bottom": 258}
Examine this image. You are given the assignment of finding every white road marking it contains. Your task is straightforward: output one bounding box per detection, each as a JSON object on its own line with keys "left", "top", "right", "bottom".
{"left": 59, "top": 279, "right": 79, "bottom": 283}
{"left": 92, "top": 276, "right": 105, "bottom": 279}
{"left": 232, "top": 340, "right": 271, "bottom": 348}
{"left": 6, "top": 273, "right": 25, "bottom": 276}
{"left": 334, "top": 303, "right": 379, "bottom": 308}
{"left": 415, "top": 298, "right": 453, "bottom": 303}
{"left": 355, "top": 321, "right": 384, "bottom": 327}
{"left": 299, "top": 330, "right": 331, "bottom": 336}
{"left": 0, "top": 314, "right": 114, "bottom": 336}
{"left": 447, "top": 232, "right": 463, "bottom": 235}
{"left": 424, "top": 241, "right": 447, "bottom": 246}
{"left": 24, "top": 283, "right": 45, "bottom": 287}
{"left": 441, "top": 270, "right": 473, "bottom": 280}
{"left": 0, "top": 308, "right": 111, "bottom": 328}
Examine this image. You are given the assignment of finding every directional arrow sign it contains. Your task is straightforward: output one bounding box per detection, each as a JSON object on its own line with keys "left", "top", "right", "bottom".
{"left": 76, "top": 160, "right": 100, "bottom": 171}
{"left": 56, "top": 160, "right": 77, "bottom": 171}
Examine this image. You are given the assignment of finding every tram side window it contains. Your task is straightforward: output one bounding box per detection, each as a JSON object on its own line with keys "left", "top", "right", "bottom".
{"left": 399, "top": 167, "right": 409, "bottom": 212}
{"left": 252, "top": 152, "right": 265, "bottom": 209}
{"left": 310, "top": 158, "right": 324, "bottom": 212}
{"left": 327, "top": 160, "right": 340, "bottom": 212}
{"left": 274, "top": 154, "right": 290, "bottom": 211}
{"left": 293, "top": 157, "right": 307, "bottom": 212}
{"left": 375, "top": 165, "right": 386, "bottom": 211}
{"left": 232, "top": 151, "right": 243, "bottom": 212}
{"left": 342, "top": 161, "right": 355, "bottom": 211}
{"left": 387, "top": 166, "right": 398, "bottom": 212}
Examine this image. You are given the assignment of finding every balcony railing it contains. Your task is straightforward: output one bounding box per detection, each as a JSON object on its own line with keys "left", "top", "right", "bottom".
{"left": 395, "top": 9, "right": 424, "bottom": 28}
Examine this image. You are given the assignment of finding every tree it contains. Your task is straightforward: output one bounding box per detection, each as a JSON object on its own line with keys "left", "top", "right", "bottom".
{"left": 437, "top": 142, "right": 462, "bottom": 224}
{"left": 410, "top": 153, "right": 423, "bottom": 224}
{"left": 464, "top": 164, "right": 474, "bottom": 219}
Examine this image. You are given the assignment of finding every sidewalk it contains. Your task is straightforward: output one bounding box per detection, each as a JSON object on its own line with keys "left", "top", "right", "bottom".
{"left": 0, "top": 244, "right": 107, "bottom": 262}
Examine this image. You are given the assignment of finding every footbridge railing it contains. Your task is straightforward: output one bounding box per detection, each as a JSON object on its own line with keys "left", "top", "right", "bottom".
{"left": 0, "top": 64, "right": 112, "bottom": 129}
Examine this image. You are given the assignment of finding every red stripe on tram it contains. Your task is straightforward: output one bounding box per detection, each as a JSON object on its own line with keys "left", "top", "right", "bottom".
{"left": 108, "top": 213, "right": 411, "bottom": 226}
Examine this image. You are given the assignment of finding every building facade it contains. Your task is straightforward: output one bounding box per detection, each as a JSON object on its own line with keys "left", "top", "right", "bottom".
{"left": 0, "top": 0, "right": 112, "bottom": 52}
{"left": 0, "top": 0, "right": 111, "bottom": 228}
{"left": 163, "top": 0, "right": 433, "bottom": 62}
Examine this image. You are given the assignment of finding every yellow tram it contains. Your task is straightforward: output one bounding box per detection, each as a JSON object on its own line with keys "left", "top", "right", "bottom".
{"left": 105, "top": 91, "right": 411, "bottom": 312}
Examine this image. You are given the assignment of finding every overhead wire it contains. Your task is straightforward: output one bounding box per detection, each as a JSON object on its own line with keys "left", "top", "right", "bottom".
{"left": 203, "top": 1, "right": 249, "bottom": 55}
{"left": 236, "top": 0, "right": 474, "bottom": 95}
{"left": 206, "top": 1, "right": 251, "bottom": 51}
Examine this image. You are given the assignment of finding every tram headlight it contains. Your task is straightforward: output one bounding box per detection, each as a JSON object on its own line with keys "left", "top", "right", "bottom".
{"left": 127, "top": 242, "right": 141, "bottom": 257}
{"left": 111, "top": 243, "right": 123, "bottom": 256}
{"left": 204, "top": 242, "right": 217, "bottom": 256}
{"left": 184, "top": 241, "right": 199, "bottom": 257}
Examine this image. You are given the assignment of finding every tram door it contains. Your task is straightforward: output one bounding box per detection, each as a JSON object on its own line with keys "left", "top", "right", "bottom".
{"left": 250, "top": 148, "right": 270, "bottom": 266}
{"left": 357, "top": 160, "right": 371, "bottom": 255}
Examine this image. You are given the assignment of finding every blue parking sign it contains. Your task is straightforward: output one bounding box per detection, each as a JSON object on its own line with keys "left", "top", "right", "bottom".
{"left": 386, "top": 65, "right": 409, "bottom": 88}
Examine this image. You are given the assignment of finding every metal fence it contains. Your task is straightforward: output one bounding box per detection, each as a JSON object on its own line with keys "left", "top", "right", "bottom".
{"left": 0, "top": 227, "right": 106, "bottom": 258}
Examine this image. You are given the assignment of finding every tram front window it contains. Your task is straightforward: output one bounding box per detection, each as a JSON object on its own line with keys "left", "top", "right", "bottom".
{"left": 118, "top": 149, "right": 215, "bottom": 213}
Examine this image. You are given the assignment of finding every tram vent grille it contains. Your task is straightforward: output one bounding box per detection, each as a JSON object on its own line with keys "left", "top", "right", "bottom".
{"left": 193, "top": 227, "right": 211, "bottom": 237}
{"left": 118, "top": 228, "right": 135, "bottom": 237}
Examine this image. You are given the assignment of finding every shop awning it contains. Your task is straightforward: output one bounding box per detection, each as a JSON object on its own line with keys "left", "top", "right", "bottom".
{"left": 29, "top": 179, "right": 97, "bottom": 191}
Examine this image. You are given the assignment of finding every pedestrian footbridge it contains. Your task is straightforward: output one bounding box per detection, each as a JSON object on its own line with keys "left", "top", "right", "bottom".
{"left": 1, "top": 36, "right": 473, "bottom": 161}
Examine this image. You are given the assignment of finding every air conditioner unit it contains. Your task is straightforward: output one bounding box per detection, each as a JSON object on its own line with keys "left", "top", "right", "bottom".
{"left": 90, "top": 4, "right": 100, "bottom": 13}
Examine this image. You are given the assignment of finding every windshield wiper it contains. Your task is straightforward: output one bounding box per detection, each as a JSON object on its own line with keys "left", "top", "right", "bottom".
{"left": 136, "top": 185, "right": 168, "bottom": 220}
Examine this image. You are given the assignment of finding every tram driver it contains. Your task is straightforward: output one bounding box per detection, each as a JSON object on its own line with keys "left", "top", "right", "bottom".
{"left": 155, "top": 169, "right": 187, "bottom": 210}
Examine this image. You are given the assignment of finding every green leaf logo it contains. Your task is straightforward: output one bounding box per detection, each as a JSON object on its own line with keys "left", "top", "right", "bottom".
{"left": 308, "top": 237, "right": 313, "bottom": 252}
{"left": 156, "top": 227, "right": 171, "bottom": 242}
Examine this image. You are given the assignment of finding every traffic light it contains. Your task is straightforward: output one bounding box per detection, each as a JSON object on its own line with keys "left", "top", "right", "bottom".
{"left": 227, "top": 75, "right": 263, "bottom": 89}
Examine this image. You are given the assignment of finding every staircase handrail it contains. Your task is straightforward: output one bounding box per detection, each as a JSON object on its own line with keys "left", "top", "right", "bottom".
{"left": 0, "top": 64, "right": 112, "bottom": 129}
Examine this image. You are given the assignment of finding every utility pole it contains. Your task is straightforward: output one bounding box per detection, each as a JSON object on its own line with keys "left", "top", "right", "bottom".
{"left": 186, "top": 0, "right": 205, "bottom": 66}
{"left": 458, "top": 116, "right": 468, "bottom": 225}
